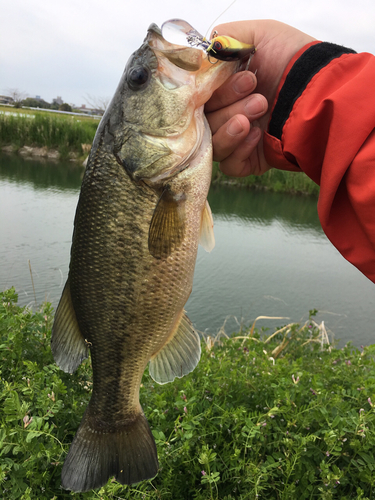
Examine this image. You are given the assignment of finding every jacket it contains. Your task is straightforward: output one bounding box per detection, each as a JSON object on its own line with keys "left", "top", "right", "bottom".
{"left": 263, "top": 41, "right": 375, "bottom": 283}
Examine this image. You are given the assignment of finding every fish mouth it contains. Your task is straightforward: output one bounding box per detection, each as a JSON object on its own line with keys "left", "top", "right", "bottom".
{"left": 146, "top": 23, "right": 205, "bottom": 72}
{"left": 117, "top": 24, "right": 240, "bottom": 188}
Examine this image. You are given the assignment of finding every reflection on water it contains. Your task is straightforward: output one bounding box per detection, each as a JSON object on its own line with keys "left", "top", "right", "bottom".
{"left": 186, "top": 186, "right": 375, "bottom": 345}
{"left": 0, "top": 154, "right": 81, "bottom": 308}
{"left": 0, "top": 153, "right": 83, "bottom": 192}
{"left": 208, "top": 184, "right": 321, "bottom": 232}
{"left": 1, "top": 154, "right": 375, "bottom": 346}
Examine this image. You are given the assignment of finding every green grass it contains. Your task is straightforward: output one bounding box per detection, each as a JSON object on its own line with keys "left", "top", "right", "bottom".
{"left": 0, "top": 105, "right": 40, "bottom": 117}
{"left": 0, "top": 105, "right": 98, "bottom": 122}
{"left": 1, "top": 289, "right": 375, "bottom": 499}
{"left": 0, "top": 108, "right": 98, "bottom": 158}
{"left": 212, "top": 162, "right": 320, "bottom": 196}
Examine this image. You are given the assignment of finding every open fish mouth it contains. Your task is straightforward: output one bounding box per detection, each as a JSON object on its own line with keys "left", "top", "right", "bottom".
{"left": 146, "top": 23, "right": 205, "bottom": 72}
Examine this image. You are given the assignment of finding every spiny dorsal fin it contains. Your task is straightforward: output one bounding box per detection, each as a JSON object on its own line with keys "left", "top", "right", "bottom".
{"left": 51, "top": 278, "right": 88, "bottom": 374}
{"left": 199, "top": 200, "right": 215, "bottom": 252}
{"left": 148, "top": 187, "right": 186, "bottom": 259}
{"left": 149, "top": 311, "right": 201, "bottom": 384}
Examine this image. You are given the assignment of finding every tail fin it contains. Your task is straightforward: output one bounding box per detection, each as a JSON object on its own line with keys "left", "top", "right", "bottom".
{"left": 61, "top": 409, "right": 158, "bottom": 492}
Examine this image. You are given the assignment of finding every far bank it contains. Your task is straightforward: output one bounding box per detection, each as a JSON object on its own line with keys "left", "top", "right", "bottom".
{"left": 0, "top": 106, "right": 319, "bottom": 195}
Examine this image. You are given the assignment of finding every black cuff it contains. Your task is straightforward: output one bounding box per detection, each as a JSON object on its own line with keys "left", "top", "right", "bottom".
{"left": 268, "top": 42, "right": 357, "bottom": 140}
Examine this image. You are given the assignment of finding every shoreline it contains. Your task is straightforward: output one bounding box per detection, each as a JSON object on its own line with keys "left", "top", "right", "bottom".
{"left": 211, "top": 161, "right": 319, "bottom": 196}
{"left": 0, "top": 146, "right": 319, "bottom": 195}
{"left": 0, "top": 106, "right": 319, "bottom": 195}
{"left": 0, "top": 144, "right": 88, "bottom": 164}
{"left": 0, "top": 107, "right": 96, "bottom": 164}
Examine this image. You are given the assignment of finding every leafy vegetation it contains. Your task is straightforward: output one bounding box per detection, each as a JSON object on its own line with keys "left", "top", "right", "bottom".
{"left": 0, "top": 108, "right": 98, "bottom": 158}
{"left": 21, "top": 98, "right": 55, "bottom": 110}
{"left": 212, "top": 162, "right": 320, "bottom": 196}
{"left": 59, "top": 103, "right": 73, "bottom": 113}
{"left": 2, "top": 289, "right": 375, "bottom": 499}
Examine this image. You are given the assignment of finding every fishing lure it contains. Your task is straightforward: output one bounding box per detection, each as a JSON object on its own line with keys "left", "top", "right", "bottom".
{"left": 161, "top": 19, "right": 256, "bottom": 66}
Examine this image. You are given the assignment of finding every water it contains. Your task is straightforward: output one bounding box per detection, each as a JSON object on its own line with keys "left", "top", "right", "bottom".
{"left": 1, "top": 154, "right": 375, "bottom": 346}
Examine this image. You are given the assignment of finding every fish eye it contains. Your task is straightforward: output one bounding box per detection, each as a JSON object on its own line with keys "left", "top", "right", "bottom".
{"left": 127, "top": 66, "right": 150, "bottom": 90}
{"left": 213, "top": 41, "right": 222, "bottom": 51}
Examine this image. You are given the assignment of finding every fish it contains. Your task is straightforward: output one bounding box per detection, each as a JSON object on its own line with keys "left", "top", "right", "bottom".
{"left": 51, "top": 23, "right": 239, "bottom": 492}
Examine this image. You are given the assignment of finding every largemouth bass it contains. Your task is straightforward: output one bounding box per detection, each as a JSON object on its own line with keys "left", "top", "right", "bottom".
{"left": 51, "top": 23, "right": 238, "bottom": 492}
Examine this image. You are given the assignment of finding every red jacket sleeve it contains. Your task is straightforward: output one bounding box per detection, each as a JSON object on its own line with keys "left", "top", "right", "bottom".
{"left": 263, "top": 41, "right": 375, "bottom": 283}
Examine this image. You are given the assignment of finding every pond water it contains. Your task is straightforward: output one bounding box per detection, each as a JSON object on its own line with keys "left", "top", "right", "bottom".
{"left": 1, "top": 153, "right": 375, "bottom": 346}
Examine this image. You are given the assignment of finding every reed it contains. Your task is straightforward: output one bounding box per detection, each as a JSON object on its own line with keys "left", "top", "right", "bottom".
{"left": 0, "top": 110, "right": 97, "bottom": 156}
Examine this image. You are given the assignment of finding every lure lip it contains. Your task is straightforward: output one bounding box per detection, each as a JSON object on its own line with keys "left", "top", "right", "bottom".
{"left": 147, "top": 22, "right": 206, "bottom": 72}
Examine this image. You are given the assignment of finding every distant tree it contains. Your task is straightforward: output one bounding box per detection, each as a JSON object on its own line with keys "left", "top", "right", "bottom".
{"left": 22, "top": 97, "right": 51, "bottom": 109}
{"left": 6, "top": 88, "right": 28, "bottom": 108}
{"left": 84, "top": 94, "right": 110, "bottom": 114}
{"left": 59, "top": 103, "right": 72, "bottom": 112}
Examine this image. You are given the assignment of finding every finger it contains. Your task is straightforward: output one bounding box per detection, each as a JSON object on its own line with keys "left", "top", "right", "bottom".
{"left": 212, "top": 114, "right": 250, "bottom": 163}
{"left": 219, "top": 127, "right": 262, "bottom": 177}
{"left": 205, "top": 71, "right": 257, "bottom": 113}
{"left": 207, "top": 93, "right": 267, "bottom": 135}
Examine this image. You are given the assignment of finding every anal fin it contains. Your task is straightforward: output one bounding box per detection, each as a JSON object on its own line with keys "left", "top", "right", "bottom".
{"left": 149, "top": 311, "right": 201, "bottom": 384}
{"left": 199, "top": 200, "right": 215, "bottom": 252}
{"left": 51, "top": 278, "right": 88, "bottom": 374}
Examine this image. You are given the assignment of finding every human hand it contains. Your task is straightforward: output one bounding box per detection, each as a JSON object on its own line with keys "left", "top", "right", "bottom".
{"left": 205, "top": 20, "right": 316, "bottom": 176}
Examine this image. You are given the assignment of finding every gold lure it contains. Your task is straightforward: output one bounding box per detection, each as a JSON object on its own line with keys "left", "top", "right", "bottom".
{"left": 161, "top": 19, "right": 256, "bottom": 66}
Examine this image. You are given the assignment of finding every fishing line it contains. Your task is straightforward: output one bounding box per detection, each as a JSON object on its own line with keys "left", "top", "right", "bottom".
{"left": 205, "top": 0, "right": 237, "bottom": 39}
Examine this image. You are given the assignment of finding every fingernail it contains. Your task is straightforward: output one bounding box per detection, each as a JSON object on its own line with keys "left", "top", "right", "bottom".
{"left": 245, "top": 96, "right": 265, "bottom": 116}
{"left": 245, "top": 126, "right": 261, "bottom": 143}
{"left": 227, "top": 117, "right": 244, "bottom": 136}
{"left": 233, "top": 72, "right": 255, "bottom": 93}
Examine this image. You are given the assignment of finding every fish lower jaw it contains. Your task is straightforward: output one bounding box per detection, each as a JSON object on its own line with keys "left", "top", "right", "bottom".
{"left": 143, "top": 117, "right": 206, "bottom": 187}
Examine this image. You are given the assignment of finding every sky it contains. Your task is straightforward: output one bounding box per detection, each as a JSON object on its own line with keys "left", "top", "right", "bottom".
{"left": 2, "top": 0, "right": 375, "bottom": 107}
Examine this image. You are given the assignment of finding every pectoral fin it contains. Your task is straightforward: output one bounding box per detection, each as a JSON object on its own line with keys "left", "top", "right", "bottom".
{"left": 149, "top": 311, "right": 201, "bottom": 384}
{"left": 199, "top": 200, "right": 215, "bottom": 252}
{"left": 51, "top": 278, "right": 88, "bottom": 374}
{"left": 148, "top": 188, "right": 186, "bottom": 259}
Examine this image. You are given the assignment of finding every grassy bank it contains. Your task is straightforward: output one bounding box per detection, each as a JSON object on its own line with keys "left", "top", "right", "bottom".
{"left": 212, "top": 163, "right": 320, "bottom": 196}
{"left": 1, "top": 107, "right": 318, "bottom": 195}
{"left": 0, "top": 107, "right": 97, "bottom": 159}
{"left": 1, "top": 289, "right": 374, "bottom": 499}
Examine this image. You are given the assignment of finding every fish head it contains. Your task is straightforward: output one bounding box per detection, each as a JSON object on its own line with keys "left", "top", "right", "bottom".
{"left": 96, "top": 23, "right": 239, "bottom": 186}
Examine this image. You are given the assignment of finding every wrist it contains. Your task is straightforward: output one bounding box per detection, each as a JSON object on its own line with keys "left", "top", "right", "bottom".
{"left": 269, "top": 42, "right": 356, "bottom": 140}
{"left": 264, "top": 41, "right": 357, "bottom": 171}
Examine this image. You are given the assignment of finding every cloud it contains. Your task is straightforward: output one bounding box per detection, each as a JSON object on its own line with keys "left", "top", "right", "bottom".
{"left": 1, "top": 0, "right": 374, "bottom": 104}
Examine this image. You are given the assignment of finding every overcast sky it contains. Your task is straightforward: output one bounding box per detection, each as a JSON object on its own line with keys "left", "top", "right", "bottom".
{"left": 2, "top": 0, "right": 375, "bottom": 107}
